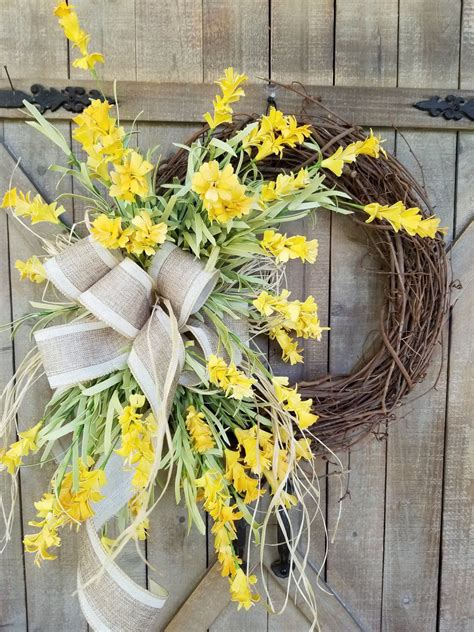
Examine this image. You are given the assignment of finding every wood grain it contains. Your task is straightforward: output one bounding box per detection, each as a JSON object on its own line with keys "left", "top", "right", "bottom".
{"left": 2, "top": 80, "right": 474, "bottom": 130}
{"left": 0, "top": 132, "right": 28, "bottom": 631}
{"left": 329, "top": 3, "right": 399, "bottom": 628}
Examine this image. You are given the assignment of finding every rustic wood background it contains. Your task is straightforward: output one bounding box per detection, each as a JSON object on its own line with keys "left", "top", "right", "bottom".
{"left": 0, "top": 1, "right": 472, "bottom": 631}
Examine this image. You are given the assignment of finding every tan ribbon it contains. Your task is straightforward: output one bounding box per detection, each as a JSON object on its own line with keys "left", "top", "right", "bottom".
{"left": 35, "top": 236, "right": 222, "bottom": 631}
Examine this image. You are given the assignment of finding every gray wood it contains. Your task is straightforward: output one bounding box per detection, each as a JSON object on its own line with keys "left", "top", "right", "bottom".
{"left": 330, "top": 2, "right": 398, "bottom": 626}
{"left": 438, "top": 139, "right": 474, "bottom": 629}
{"left": 0, "top": 129, "right": 28, "bottom": 632}
{"left": 1, "top": 79, "right": 474, "bottom": 130}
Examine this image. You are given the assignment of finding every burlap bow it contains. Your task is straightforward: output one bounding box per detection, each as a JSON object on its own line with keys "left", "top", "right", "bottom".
{"left": 34, "top": 236, "right": 229, "bottom": 631}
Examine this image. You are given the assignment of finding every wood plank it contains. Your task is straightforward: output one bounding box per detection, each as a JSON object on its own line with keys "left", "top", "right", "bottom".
{"left": 383, "top": 2, "right": 462, "bottom": 627}
{"left": 1, "top": 79, "right": 474, "bottom": 130}
{"left": 69, "top": 0, "right": 137, "bottom": 81}
{"left": 135, "top": 0, "right": 203, "bottom": 82}
{"left": 1, "top": 136, "right": 86, "bottom": 629}
{"left": 0, "top": 127, "right": 28, "bottom": 631}
{"left": 398, "top": 0, "right": 462, "bottom": 89}
{"left": 335, "top": 0, "right": 398, "bottom": 86}
{"left": 269, "top": 3, "right": 333, "bottom": 630}
{"left": 329, "top": 3, "right": 398, "bottom": 628}
{"left": 135, "top": 1, "right": 209, "bottom": 624}
{"left": 0, "top": 3, "right": 86, "bottom": 626}
{"left": 383, "top": 130, "right": 457, "bottom": 632}
{"left": 201, "top": 4, "right": 270, "bottom": 629}
{"left": 438, "top": 89, "right": 474, "bottom": 629}
{"left": 270, "top": 0, "right": 334, "bottom": 85}
{"left": 461, "top": 0, "right": 474, "bottom": 87}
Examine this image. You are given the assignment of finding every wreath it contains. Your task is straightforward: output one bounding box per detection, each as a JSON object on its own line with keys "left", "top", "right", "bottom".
{"left": 0, "top": 3, "right": 447, "bottom": 630}
{"left": 161, "top": 109, "right": 449, "bottom": 451}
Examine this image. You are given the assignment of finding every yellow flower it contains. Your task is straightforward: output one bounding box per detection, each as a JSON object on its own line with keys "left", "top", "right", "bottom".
{"left": 90, "top": 214, "right": 127, "bottom": 250}
{"left": 260, "top": 168, "right": 309, "bottom": 203}
{"left": 321, "top": 144, "right": 357, "bottom": 176}
{"left": 207, "top": 355, "right": 254, "bottom": 400}
{"left": 73, "top": 52, "right": 105, "bottom": 71}
{"left": 235, "top": 428, "right": 273, "bottom": 475}
{"left": 1, "top": 187, "right": 17, "bottom": 208}
{"left": 260, "top": 230, "right": 318, "bottom": 264}
{"left": 229, "top": 569, "right": 260, "bottom": 610}
{"left": 252, "top": 290, "right": 276, "bottom": 317}
{"left": 15, "top": 256, "right": 46, "bottom": 283}
{"left": 270, "top": 328, "right": 303, "bottom": 365}
{"left": 363, "top": 200, "right": 441, "bottom": 238}
{"left": 356, "top": 129, "right": 387, "bottom": 158}
{"left": 204, "top": 67, "right": 248, "bottom": 129}
{"left": 0, "top": 421, "right": 43, "bottom": 475}
{"left": 1, "top": 188, "right": 65, "bottom": 225}
{"left": 125, "top": 211, "right": 168, "bottom": 256}
{"left": 54, "top": 2, "right": 104, "bottom": 71}
{"left": 242, "top": 107, "right": 311, "bottom": 161}
{"left": 24, "top": 459, "right": 106, "bottom": 566}
{"left": 191, "top": 161, "right": 254, "bottom": 224}
{"left": 272, "top": 377, "right": 318, "bottom": 430}
{"left": 109, "top": 151, "right": 153, "bottom": 202}
{"left": 185, "top": 405, "right": 215, "bottom": 453}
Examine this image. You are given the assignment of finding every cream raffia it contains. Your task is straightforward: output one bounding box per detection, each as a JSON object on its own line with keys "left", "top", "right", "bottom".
{"left": 0, "top": 3, "right": 445, "bottom": 630}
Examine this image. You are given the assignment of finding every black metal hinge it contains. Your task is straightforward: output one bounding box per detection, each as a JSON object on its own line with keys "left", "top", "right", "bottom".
{"left": 414, "top": 94, "right": 474, "bottom": 121}
{"left": 0, "top": 84, "right": 113, "bottom": 114}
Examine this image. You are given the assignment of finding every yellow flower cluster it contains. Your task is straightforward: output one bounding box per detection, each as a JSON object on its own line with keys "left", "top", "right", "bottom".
{"left": 54, "top": 2, "right": 104, "bottom": 71}
{"left": 242, "top": 107, "right": 312, "bottom": 161}
{"left": 23, "top": 459, "right": 106, "bottom": 566}
{"left": 273, "top": 377, "right": 319, "bottom": 430}
{"left": 363, "top": 201, "right": 441, "bottom": 238}
{"left": 0, "top": 421, "right": 42, "bottom": 475}
{"left": 207, "top": 355, "right": 254, "bottom": 400}
{"left": 225, "top": 447, "right": 265, "bottom": 503}
{"left": 195, "top": 469, "right": 259, "bottom": 609}
{"left": 15, "top": 256, "right": 46, "bottom": 284}
{"left": 260, "top": 168, "right": 309, "bottom": 204}
{"left": 233, "top": 426, "right": 311, "bottom": 509}
{"left": 1, "top": 188, "right": 65, "bottom": 225}
{"left": 90, "top": 211, "right": 167, "bottom": 255}
{"left": 253, "top": 290, "right": 328, "bottom": 364}
{"left": 260, "top": 229, "right": 318, "bottom": 264}
{"left": 185, "top": 405, "right": 215, "bottom": 453}
{"left": 72, "top": 99, "right": 128, "bottom": 181}
{"left": 109, "top": 151, "right": 153, "bottom": 202}
{"left": 321, "top": 129, "right": 386, "bottom": 176}
{"left": 191, "top": 161, "right": 254, "bottom": 224}
{"left": 116, "top": 394, "right": 157, "bottom": 491}
{"left": 204, "top": 67, "right": 248, "bottom": 130}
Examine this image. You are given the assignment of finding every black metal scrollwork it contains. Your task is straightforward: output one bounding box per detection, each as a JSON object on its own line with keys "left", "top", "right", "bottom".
{"left": 414, "top": 94, "right": 474, "bottom": 121}
{"left": 0, "top": 84, "right": 113, "bottom": 114}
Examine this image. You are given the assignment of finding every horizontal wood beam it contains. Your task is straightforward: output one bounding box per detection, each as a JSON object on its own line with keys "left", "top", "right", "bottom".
{"left": 1, "top": 80, "right": 474, "bottom": 130}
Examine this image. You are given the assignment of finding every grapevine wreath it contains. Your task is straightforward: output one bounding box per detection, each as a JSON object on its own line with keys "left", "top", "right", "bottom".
{"left": 0, "top": 3, "right": 448, "bottom": 631}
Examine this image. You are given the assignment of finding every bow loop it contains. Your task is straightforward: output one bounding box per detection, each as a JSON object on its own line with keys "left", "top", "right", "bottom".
{"left": 80, "top": 259, "right": 154, "bottom": 339}
{"left": 149, "top": 242, "right": 219, "bottom": 328}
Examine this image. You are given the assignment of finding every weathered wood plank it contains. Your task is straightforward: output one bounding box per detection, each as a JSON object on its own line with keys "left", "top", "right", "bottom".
{"left": 69, "top": 0, "right": 137, "bottom": 81}
{"left": 398, "top": 0, "right": 462, "bottom": 89}
{"left": 329, "top": 3, "right": 398, "bottom": 627}
{"left": 271, "top": 0, "right": 334, "bottom": 85}
{"left": 135, "top": 0, "right": 203, "bottom": 82}
{"left": 382, "top": 1, "right": 461, "bottom": 627}
{"left": 269, "top": 3, "right": 333, "bottom": 630}
{"left": 201, "top": 4, "right": 270, "bottom": 629}
{"left": 383, "top": 130, "right": 457, "bottom": 632}
{"left": 135, "top": 2, "right": 209, "bottom": 625}
{"left": 438, "top": 129, "right": 474, "bottom": 632}
{"left": 1, "top": 79, "right": 474, "bottom": 130}
{"left": 0, "top": 128, "right": 28, "bottom": 632}
{"left": 1, "top": 137, "right": 86, "bottom": 630}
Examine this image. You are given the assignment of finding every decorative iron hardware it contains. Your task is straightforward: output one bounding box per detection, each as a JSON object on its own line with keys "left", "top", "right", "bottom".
{"left": 0, "top": 84, "right": 113, "bottom": 114}
{"left": 271, "top": 480, "right": 294, "bottom": 579}
{"left": 414, "top": 95, "right": 474, "bottom": 121}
